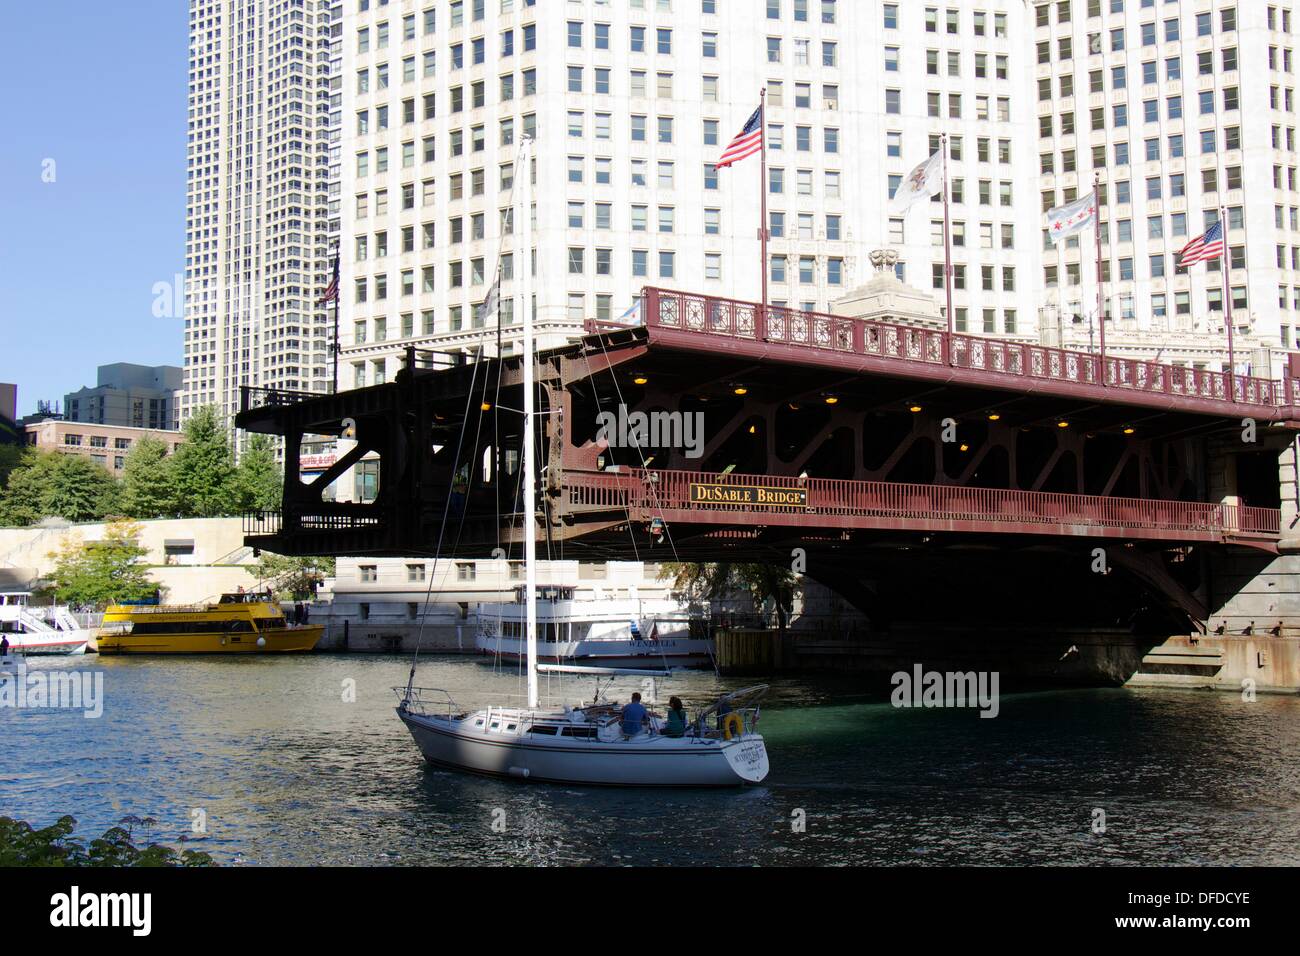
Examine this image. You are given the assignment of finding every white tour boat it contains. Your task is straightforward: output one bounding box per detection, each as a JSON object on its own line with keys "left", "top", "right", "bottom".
{"left": 476, "top": 586, "right": 716, "bottom": 670}
{"left": 395, "top": 137, "right": 770, "bottom": 786}
{"left": 0, "top": 592, "right": 92, "bottom": 656}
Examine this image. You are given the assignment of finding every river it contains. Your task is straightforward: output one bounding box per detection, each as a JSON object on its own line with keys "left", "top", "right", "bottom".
{"left": 3, "top": 653, "right": 1298, "bottom": 865}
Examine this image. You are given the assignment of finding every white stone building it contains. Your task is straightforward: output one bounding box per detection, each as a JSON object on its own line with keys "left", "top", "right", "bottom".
{"left": 331, "top": 0, "right": 1044, "bottom": 386}
{"left": 1034, "top": 0, "right": 1299, "bottom": 361}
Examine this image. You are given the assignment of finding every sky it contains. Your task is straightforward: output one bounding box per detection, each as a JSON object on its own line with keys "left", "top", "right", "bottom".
{"left": 0, "top": 1, "right": 188, "bottom": 417}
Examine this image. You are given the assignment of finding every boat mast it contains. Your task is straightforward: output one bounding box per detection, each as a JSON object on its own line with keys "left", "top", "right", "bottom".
{"left": 521, "top": 136, "right": 538, "bottom": 711}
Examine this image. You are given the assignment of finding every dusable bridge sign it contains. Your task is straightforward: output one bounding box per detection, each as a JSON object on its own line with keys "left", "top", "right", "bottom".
{"left": 689, "top": 483, "right": 808, "bottom": 508}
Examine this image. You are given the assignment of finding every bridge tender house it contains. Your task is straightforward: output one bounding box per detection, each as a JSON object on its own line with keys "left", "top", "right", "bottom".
{"left": 689, "top": 483, "right": 808, "bottom": 507}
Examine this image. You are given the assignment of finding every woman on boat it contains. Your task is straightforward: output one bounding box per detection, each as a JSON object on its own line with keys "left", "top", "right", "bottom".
{"left": 662, "top": 697, "right": 688, "bottom": 738}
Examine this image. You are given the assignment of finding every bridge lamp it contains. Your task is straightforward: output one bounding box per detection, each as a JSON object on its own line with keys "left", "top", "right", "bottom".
{"left": 1057, "top": 420, "right": 1070, "bottom": 428}
{"left": 825, "top": 395, "right": 840, "bottom": 405}
{"left": 1123, "top": 426, "right": 1136, "bottom": 435}
{"left": 748, "top": 425, "right": 757, "bottom": 435}
{"left": 987, "top": 413, "right": 1001, "bottom": 422}
{"left": 959, "top": 443, "right": 970, "bottom": 452}
{"left": 733, "top": 386, "right": 749, "bottom": 396}
{"left": 633, "top": 375, "right": 648, "bottom": 385}
{"left": 909, "top": 404, "right": 923, "bottom": 413}
{"left": 481, "top": 402, "right": 493, "bottom": 412}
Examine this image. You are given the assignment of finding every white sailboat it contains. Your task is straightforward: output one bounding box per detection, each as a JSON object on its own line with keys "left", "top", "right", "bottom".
{"left": 395, "top": 138, "right": 770, "bottom": 786}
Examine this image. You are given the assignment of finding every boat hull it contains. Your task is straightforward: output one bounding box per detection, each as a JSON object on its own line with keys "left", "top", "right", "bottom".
{"left": 398, "top": 708, "right": 768, "bottom": 787}
{"left": 477, "top": 636, "right": 715, "bottom": 670}
{"left": 96, "top": 624, "right": 324, "bottom": 655}
{"left": 3, "top": 634, "right": 89, "bottom": 656}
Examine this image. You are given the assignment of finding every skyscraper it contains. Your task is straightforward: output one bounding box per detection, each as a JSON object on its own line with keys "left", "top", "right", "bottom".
{"left": 332, "top": 0, "right": 1043, "bottom": 387}
{"left": 183, "top": 0, "right": 335, "bottom": 428}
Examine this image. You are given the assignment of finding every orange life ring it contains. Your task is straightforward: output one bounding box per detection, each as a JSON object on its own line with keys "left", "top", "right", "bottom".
{"left": 721, "top": 713, "right": 744, "bottom": 740}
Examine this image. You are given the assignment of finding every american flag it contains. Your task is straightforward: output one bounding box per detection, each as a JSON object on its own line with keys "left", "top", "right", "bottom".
{"left": 317, "top": 257, "right": 340, "bottom": 304}
{"left": 716, "top": 106, "right": 763, "bottom": 168}
{"left": 1177, "top": 221, "right": 1225, "bottom": 268}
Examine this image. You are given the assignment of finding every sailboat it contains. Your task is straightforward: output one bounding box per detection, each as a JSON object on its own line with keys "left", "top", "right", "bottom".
{"left": 394, "top": 138, "right": 770, "bottom": 786}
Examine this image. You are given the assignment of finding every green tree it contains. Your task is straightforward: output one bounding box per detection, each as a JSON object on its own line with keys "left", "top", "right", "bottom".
{"left": 0, "top": 450, "right": 118, "bottom": 526}
{"left": 46, "top": 519, "right": 157, "bottom": 610}
{"left": 232, "top": 434, "right": 282, "bottom": 513}
{"left": 0, "top": 815, "right": 214, "bottom": 867}
{"left": 247, "top": 551, "right": 335, "bottom": 600}
{"left": 0, "top": 443, "right": 24, "bottom": 487}
{"left": 170, "top": 405, "right": 236, "bottom": 517}
{"left": 119, "top": 436, "right": 177, "bottom": 519}
{"left": 47, "top": 454, "right": 120, "bottom": 522}
{"left": 661, "top": 561, "right": 799, "bottom": 633}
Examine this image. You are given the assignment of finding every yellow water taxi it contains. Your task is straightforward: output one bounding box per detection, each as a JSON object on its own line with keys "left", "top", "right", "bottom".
{"left": 97, "top": 592, "right": 324, "bottom": 655}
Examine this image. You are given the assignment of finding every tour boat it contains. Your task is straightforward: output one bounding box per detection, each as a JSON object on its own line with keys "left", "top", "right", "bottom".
{"left": 0, "top": 593, "right": 91, "bottom": 656}
{"left": 96, "top": 592, "right": 324, "bottom": 654}
{"left": 475, "top": 586, "right": 716, "bottom": 669}
{"left": 395, "top": 137, "right": 770, "bottom": 787}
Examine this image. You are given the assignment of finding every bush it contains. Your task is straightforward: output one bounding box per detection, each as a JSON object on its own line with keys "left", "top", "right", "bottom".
{"left": 0, "top": 814, "right": 215, "bottom": 867}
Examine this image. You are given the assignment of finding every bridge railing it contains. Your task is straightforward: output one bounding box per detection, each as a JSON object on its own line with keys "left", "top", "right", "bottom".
{"left": 240, "top": 385, "right": 322, "bottom": 413}
{"left": 565, "top": 468, "right": 1280, "bottom": 538}
{"left": 639, "top": 288, "right": 1288, "bottom": 410}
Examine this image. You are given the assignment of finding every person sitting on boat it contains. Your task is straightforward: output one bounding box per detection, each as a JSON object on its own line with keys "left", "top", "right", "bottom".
{"left": 662, "top": 696, "right": 687, "bottom": 738}
{"left": 621, "top": 692, "right": 648, "bottom": 738}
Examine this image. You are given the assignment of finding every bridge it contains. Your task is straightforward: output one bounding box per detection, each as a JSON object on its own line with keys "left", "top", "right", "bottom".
{"left": 237, "top": 286, "right": 1300, "bottom": 640}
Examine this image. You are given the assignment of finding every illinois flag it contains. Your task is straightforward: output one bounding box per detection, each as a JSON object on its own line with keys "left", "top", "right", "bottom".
{"left": 1045, "top": 193, "right": 1098, "bottom": 244}
{"left": 888, "top": 151, "right": 943, "bottom": 214}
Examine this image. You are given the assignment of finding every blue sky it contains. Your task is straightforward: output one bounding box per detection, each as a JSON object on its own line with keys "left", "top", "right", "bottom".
{"left": 0, "top": 1, "right": 187, "bottom": 416}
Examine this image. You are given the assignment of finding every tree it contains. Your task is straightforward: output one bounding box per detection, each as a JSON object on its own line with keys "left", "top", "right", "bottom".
{"left": 47, "top": 454, "right": 121, "bottom": 523}
{"left": 232, "top": 434, "right": 282, "bottom": 513}
{"left": 0, "top": 450, "right": 118, "bottom": 526}
{"left": 0, "top": 443, "right": 23, "bottom": 487}
{"left": 170, "top": 405, "right": 236, "bottom": 517}
{"left": 661, "top": 561, "right": 799, "bottom": 633}
{"left": 46, "top": 519, "right": 157, "bottom": 610}
{"left": 0, "top": 815, "right": 213, "bottom": 867}
{"left": 119, "top": 436, "right": 177, "bottom": 519}
{"left": 247, "top": 552, "right": 335, "bottom": 600}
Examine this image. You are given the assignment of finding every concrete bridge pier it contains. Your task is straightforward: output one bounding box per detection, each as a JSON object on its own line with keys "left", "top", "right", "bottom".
{"left": 1131, "top": 432, "right": 1300, "bottom": 694}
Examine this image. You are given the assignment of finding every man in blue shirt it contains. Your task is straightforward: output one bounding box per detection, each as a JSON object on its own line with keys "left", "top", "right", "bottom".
{"left": 621, "top": 692, "right": 648, "bottom": 737}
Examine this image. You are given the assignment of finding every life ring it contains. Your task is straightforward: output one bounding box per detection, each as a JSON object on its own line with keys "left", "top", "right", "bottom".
{"left": 721, "top": 713, "right": 744, "bottom": 740}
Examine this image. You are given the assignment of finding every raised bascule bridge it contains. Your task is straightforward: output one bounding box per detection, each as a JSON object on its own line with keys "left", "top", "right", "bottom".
{"left": 238, "top": 288, "right": 1300, "bottom": 691}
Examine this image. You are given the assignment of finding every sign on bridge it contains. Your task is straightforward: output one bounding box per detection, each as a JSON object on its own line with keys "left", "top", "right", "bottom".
{"left": 689, "top": 483, "right": 808, "bottom": 508}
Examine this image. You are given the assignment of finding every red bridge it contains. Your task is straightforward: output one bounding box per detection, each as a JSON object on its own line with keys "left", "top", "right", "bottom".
{"left": 238, "top": 287, "right": 1300, "bottom": 634}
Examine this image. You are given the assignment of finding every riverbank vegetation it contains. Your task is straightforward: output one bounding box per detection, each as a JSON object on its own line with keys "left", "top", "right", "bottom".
{"left": 0, "top": 814, "right": 215, "bottom": 867}
{"left": 0, "top": 406, "right": 281, "bottom": 527}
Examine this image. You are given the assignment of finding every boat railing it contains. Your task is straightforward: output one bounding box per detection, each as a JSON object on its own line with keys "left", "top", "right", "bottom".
{"left": 687, "top": 705, "right": 762, "bottom": 740}
{"left": 396, "top": 686, "right": 462, "bottom": 720}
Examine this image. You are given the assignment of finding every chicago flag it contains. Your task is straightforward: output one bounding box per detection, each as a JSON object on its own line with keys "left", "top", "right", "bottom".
{"left": 1045, "top": 193, "right": 1098, "bottom": 244}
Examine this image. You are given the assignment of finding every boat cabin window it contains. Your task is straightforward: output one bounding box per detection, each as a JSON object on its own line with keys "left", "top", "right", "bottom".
{"left": 474, "top": 718, "right": 484, "bottom": 726}
{"left": 506, "top": 723, "right": 517, "bottom": 731}
{"left": 528, "top": 725, "right": 558, "bottom": 735}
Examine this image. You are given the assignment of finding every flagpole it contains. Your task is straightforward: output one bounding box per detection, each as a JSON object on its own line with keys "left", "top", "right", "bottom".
{"left": 1093, "top": 172, "right": 1106, "bottom": 379}
{"left": 941, "top": 132, "right": 955, "bottom": 357}
{"left": 1222, "top": 205, "right": 1236, "bottom": 399}
{"left": 330, "top": 244, "right": 340, "bottom": 394}
{"left": 759, "top": 87, "right": 769, "bottom": 332}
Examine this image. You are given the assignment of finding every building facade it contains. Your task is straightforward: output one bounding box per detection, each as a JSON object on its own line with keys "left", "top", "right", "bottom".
{"left": 183, "top": 0, "right": 335, "bottom": 429}
{"left": 331, "top": 0, "right": 1044, "bottom": 388}
{"left": 1035, "top": 0, "right": 1296, "bottom": 358}
{"left": 63, "top": 363, "right": 182, "bottom": 431}
{"left": 24, "top": 421, "right": 186, "bottom": 477}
